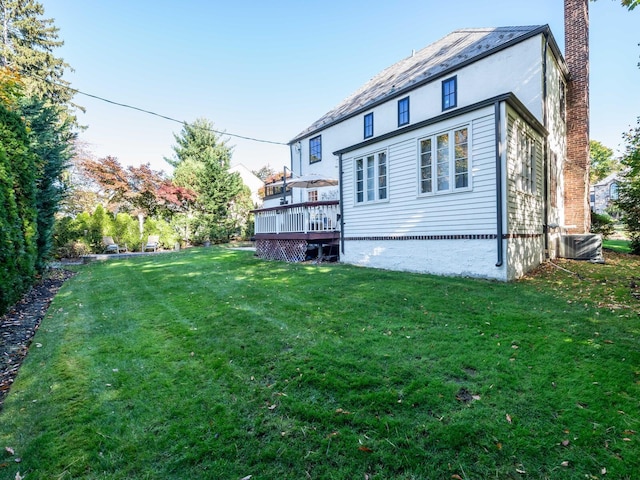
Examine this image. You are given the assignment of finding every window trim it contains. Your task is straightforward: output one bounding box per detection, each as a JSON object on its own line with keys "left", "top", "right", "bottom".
{"left": 442, "top": 76, "right": 457, "bottom": 111}
{"left": 364, "top": 112, "right": 374, "bottom": 139}
{"left": 418, "top": 124, "right": 471, "bottom": 196}
{"left": 517, "top": 129, "right": 536, "bottom": 195}
{"left": 398, "top": 97, "right": 410, "bottom": 127}
{"left": 309, "top": 135, "right": 322, "bottom": 164}
{"left": 354, "top": 149, "right": 389, "bottom": 205}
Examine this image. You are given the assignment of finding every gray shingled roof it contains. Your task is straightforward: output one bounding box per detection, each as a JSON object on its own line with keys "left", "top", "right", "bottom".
{"left": 291, "top": 25, "right": 549, "bottom": 143}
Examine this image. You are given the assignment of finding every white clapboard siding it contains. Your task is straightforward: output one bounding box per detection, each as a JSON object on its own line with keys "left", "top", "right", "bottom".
{"left": 505, "top": 108, "right": 545, "bottom": 234}
{"left": 342, "top": 110, "right": 498, "bottom": 237}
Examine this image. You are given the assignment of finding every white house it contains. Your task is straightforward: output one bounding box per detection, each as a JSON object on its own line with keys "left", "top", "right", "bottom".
{"left": 253, "top": 25, "right": 596, "bottom": 280}
{"left": 230, "top": 163, "right": 264, "bottom": 207}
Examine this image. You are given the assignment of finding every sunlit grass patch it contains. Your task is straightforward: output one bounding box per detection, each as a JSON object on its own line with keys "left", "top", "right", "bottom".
{"left": 1, "top": 246, "right": 639, "bottom": 479}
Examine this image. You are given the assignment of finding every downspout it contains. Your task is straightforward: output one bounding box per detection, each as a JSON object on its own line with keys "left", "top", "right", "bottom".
{"left": 338, "top": 153, "right": 345, "bottom": 254}
{"left": 495, "top": 101, "right": 504, "bottom": 267}
{"left": 542, "top": 33, "right": 550, "bottom": 256}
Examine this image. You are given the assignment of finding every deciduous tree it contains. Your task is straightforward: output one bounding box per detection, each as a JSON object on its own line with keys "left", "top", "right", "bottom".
{"left": 615, "top": 118, "right": 640, "bottom": 253}
{"left": 590, "top": 140, "right": 620, "bottom": 183}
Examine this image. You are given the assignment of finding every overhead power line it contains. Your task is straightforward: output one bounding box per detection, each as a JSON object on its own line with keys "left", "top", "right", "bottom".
{"left": 34, "top": 75, "right": 289, "bottom": 146}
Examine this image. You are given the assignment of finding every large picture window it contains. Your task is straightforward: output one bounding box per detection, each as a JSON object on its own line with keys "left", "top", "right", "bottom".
{"left": 420, "top": 126, "right": 469, "bottom": 194}
{"left": 355, "top": 151, "right": 388, "bottom": 203}
{"left": 309, "top": 135, "right": 322, "bottom": 164}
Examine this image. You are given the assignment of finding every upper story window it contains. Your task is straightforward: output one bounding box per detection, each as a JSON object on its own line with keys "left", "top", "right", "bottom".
{"left": 398, "top": 97, "right": 410, "bottom": 127}
{"left": 309, "top": 135, "right": 322, "bottom": 164}
{"left": 364, "top": 112, "right": 374, "bottom": 139}
{"left": 355, "top": 151, "right": 388, "bottom": 203}
{"left": 419, "top": 126, "right": 469, "bottom": 194}
{"left": 308, "top": 190, "right": 318, "bottom": 202}
{"left": 442, "top": 76, "right": 457, "bottom": 111}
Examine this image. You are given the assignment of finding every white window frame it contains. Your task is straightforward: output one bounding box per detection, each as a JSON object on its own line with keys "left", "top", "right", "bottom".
{"left": 354, "top": 150, "right": 388, "bottom": 204}
{"left": 418, "top": 125, "right": 470, "bottom": 195}
{"left": 517, "top": 129, "right": 536, "bottom": 194}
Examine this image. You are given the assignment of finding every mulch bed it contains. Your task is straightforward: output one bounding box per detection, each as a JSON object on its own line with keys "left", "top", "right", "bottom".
{"left": 0, "top": 269, "right": 76, "bottom": 410}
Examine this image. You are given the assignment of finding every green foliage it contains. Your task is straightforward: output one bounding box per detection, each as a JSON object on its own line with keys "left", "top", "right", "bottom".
{"left": 0, "top": 0, "right": 77, "bottom": 113}
{"left": 1, "top": 249, "right": 639, "bottom": 478}
{"left": 615, "top": 118, "right": 640, "bottom": 254}
{"left": 0, "top": 101, "right": 37, "bottom": 313}
{"left": 590, "top": 210, "right": 615, "bottom": 238}
{"left": 168, "top": 118, "right": 248, "bottom": 244}
{"left": 589, "top": 139, "right": 619, "bottom": 184}
{"left": 19, "top": 97, "right": 74, "bottom": 270}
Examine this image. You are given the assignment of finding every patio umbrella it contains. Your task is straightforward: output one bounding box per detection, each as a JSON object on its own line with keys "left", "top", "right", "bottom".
{"left": 284, "top": 174, "right": 339, "bottom": 188}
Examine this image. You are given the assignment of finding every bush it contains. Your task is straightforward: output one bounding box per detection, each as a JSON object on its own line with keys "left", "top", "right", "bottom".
{"left": 590, "top": 211, "right": 615, "bottom": 239}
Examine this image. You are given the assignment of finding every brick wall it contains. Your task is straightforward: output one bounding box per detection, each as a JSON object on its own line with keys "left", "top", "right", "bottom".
{"left": 564, "top": 0, "right": 591, "bottom": 233}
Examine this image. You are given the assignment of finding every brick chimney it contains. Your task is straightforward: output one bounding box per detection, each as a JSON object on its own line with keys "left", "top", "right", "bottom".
{"left": 564, "top": 0, "right": 591, "bottom": 233}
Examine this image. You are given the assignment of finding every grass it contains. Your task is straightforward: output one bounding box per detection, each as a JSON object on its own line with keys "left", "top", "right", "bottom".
{"left": 0, "top": 247, "right": 639, "bottom": 479}
{"left": 603, "top": 238, "right": 632, "bottom": 254}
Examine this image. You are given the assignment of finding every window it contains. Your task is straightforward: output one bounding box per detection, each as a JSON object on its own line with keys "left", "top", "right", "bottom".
{"left": 610, "top": 182, "right": 619, "bottom": 200}
{"left": 308, "top": 190, "right": 318, "bottom": 202}
{"left": 364, "top": 112, "right": 374, "bottom": 139}
{"left": 309, "top": 136, "right": 322, "bottom": 164}
{"left": 559, "top": 80, "right": 566, "bottom": 123}
{"left": 419, "top": 126, "right": 469, "bottom": 194}
{"left": 398, "top": 97, "right": 410, "bottom": 126}
{"left": 517, "top": 131, "right": 536, "bottom": 194}
{"left": 442, "top": 76, "right": 457, "bottom": 110}
{"left": 355, "top": 151, "right": 388, "bottom": 203}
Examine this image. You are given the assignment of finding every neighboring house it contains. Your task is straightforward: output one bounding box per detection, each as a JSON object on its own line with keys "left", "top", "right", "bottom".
{"left": 253, "top": 25, "right": 593, "bottom": 280}
{"left": 230, "top": 163, "right": 264, "bottom": 207}
{"left": 590, "top": 172, "right": 620, "bottom": 216}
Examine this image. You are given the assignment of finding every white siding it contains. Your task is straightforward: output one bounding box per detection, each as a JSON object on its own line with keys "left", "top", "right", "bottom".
{"left": 342, "top": 107, "right": 497, "bottom": 237}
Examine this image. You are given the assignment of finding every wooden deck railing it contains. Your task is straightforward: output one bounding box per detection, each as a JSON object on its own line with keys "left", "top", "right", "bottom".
{"left": 253, "top": 201, "right": 340, "bottom": 235}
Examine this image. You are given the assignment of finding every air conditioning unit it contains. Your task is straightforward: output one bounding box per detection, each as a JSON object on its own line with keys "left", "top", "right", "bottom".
{"left": 560, "top": 234, "right": 603, "bottom": 261}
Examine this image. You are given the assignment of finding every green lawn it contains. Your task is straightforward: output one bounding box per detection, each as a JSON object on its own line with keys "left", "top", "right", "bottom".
{"left": 1, "top": 247, "right": 639, "bottom": 479}
{"left": 603, "top": 238, "right": 632, "bottom": 254}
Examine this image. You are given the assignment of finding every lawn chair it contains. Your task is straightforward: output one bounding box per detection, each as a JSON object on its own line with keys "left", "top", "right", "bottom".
{"left": 144, "top": 235, "right": 160, "bottom": 252}
{"left": 102, "top": 236, "right": 127, "bottom": 254}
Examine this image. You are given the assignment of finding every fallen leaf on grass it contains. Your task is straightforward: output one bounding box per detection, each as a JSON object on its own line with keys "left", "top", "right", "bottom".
{"left": 601, "top": 467, "right": 607, "bottom": 475}
{"left": 358, "top": 446, "right": 373, "bottom": 453}
{"left": 451, "top": 475, "right": 463, "bottom": 480}
{"left": 561, "top": 461, "right": 570, "bottom": 467}
{"left": 561, "top": 439, "right": 570, "bottom": 447}
{"left": 240, "top": 476, "right": 252, "bottom": 480}
{"left": 4, "top": 447, "right": 14, "bottom": 455}
{"left": 516, "top": 467, "right": 526, "bottom": 474}
{"left": 506, "top": 414, "right": 512, "bottom": 424}
{"left": 14, "top": 473, "right": 24, "bottom": 480}
{"left": 335, "top": 408, "right": 351, "bottom": 415}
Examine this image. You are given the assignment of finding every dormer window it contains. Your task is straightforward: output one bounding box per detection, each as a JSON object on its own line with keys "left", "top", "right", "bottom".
{"left": 442, "top": 76, "right": 457, "bottom": 111}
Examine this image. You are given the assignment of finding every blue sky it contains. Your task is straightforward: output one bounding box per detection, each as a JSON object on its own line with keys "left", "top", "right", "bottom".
{"left": 45, "top": 0, "right": 639, "bottom": 174}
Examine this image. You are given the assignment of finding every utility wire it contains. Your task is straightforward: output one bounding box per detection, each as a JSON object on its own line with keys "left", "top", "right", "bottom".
{"left": 33, "top": 75, "right": 289, "bottom": 146}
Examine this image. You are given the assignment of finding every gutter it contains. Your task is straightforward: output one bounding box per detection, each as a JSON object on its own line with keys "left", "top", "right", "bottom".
{"left": 542, "top": 33, "right": 550, "bottom": 256}
{"left": 495, "top": 101, "right": 504, "bottom": 267}
{"left": 338, "top": 153, "right": 345, "bottom": 254}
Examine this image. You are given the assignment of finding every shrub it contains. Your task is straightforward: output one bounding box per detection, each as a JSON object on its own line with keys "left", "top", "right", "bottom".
{"left": 590, "top": 211, "right": 615, "bottom": 239}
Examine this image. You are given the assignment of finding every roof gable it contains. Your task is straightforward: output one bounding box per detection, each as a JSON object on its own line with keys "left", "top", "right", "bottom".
{"left": 291, "top": 25, "right": 560, "bottom": 143}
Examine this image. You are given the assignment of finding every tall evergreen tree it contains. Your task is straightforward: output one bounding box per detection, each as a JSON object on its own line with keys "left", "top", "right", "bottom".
{"left": 167, "top": 119, "right": 245, "bottom": 243}
{"left": 615, "top": 118, "right": 640, "bottom": 254}
{"left": 19, "top": 97, "right": 74, "bottom": 270}
{"left": 0, "top": 0, "right": 75, "bottom": 109}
